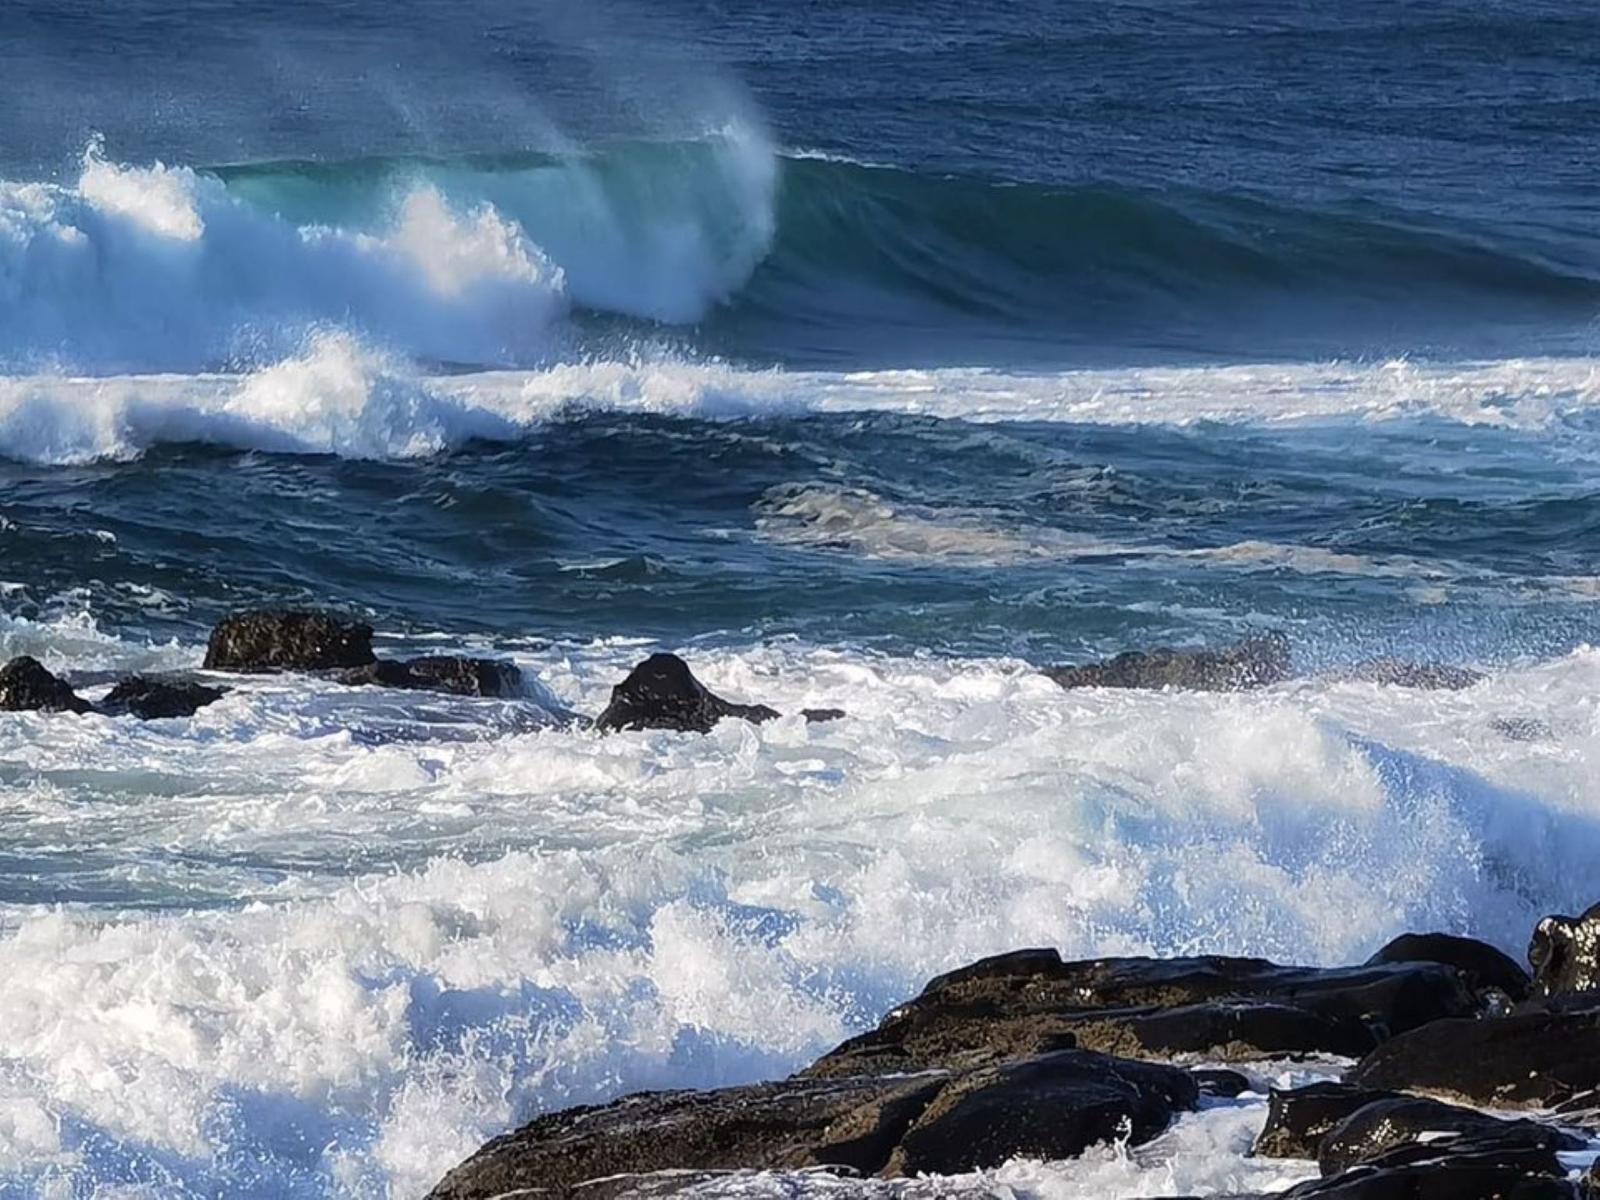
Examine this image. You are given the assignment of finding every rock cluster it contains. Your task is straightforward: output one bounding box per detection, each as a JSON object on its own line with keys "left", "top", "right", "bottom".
{"left": 426, "top": 911, "right": 1600, "bottom": 1199}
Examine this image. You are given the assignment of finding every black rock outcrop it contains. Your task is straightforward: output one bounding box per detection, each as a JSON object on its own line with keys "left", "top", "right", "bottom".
{"left": 204, "top": 610, "right": 375, "bottom": 673}
{"left": 1366, "top": 931, "right": 1530, "bottom": 1004}
{"left": 99, "top": 677, "right": 227, "bottom": 719}
{"left": 0, "top": 656, "right": 91, "bottom": 714}
{"left": 336, "top": 656, "right": 523, "bottom": 698}
{"left": 1044, "top": 633, "right": 1292, "bottom": 692}
{"left": 1529, "top": 901, "right": 1600, "bottom": 1000}
{"left": 595, "top": 653, "right": 780, "bottom": 733}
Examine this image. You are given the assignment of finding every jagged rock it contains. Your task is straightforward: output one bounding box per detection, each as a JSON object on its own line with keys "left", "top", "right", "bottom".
{"left": 1331, "top": 659, "right": 1484, "bottom": 690}
{"left": 0, "top": 656, "right": 90, "bottom": 714}
{"left": 1317, "top": 1095, "right": 1584, "bottom": 1176}
{"left": 595, "top": 653, "right": 780, "bottom": 734}
{"left": 1366, "top": 932, "right": 1530, "bottom": 1004}
{"left": 803, "top": 948, "right": 1476, "bottom": 1078}
{"left": 204, "top": 610, "right": 375, "bottom": 673}
{"left": 1043, "top": 633, "right": 1291, "bottom": 692}
{"left": 99, "top": 677, "right": 226, "bottom": 719}
{"left": 1253, "top": 1082, "right": 1404, "bottom": 1159}
{"left": 1530, "top": 902, "right": 1600, "bottom": 998}
{"left": 336, "top": 656, "right": 523, "bottom": 698}
{"left": 1347, "top": 1008, "right": 1600, "bottom": 1109}
{"left": 425, "top": 1049, "right": 1199, "bottom": 1200}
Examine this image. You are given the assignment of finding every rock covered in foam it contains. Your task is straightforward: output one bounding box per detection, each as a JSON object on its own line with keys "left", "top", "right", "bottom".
{"left": 1332, "top": 658, "right": 1485, "bottom": 690}
{"left": 424, "top": 1048, "right": 1200, "bottom": 1199}
{"left": 204, "top": 609, "right": 376, "bottom": 672}
{"left": 595, "top": 653, "right": 780, "bottom": 733}
{"left": 335, "top": 655, "right": 524, "bottom": 698}
{"left": 0, "top": 656, "right": 91, "bottom": 714}
{"left": 1044, "top": 632, "right": 1292, "bottom": 691}
{"left": 1529, "top": 901, "right": 1600, "bottom": 1000}
{"left": 99, "top": 676, "right": 227, "bottom": 719}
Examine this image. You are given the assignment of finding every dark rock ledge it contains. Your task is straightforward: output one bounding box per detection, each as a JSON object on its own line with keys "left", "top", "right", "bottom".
{"left": 425, "top": 913, "right": 1600, "bottom": 1200}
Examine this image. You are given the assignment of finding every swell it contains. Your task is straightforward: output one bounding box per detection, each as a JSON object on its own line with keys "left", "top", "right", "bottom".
{"left": 3, "top": 141, "right": 1597, "bottom": 375}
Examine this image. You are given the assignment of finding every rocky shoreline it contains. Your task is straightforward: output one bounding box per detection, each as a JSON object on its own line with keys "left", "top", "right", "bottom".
{"left": 425, "top": 906, "right": 1600, "bottom": 1199}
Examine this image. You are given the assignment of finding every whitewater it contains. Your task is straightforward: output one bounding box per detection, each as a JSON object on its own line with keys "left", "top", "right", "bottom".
{"left": 6, "top": 1, "right": 1600, "bottom": 1195}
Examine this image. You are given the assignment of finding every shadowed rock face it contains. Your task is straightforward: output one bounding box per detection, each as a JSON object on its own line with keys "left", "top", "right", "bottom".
{"left": 204, "top": 610, "right": 375, "bottom": 673}
{"left": 1284, "top": 1160, "right": 1583, "bottom": 1199}
{"left": 1366, "top": 932, "right": 1530, "bottom": 1004}
{"left": 1348, "top": 1009, "right": 1600, "bottom": 1109}
{"left": 1043, "top": 633, "right": 1291, "bottom": 692}
{"left": 99, "top": 677, "right": 226, "bottom": 719}
{"left": 595, "top": 653, "right": 780, "bottom": 733}
{"left": 336, "top": 656, "right": 524, "bottom": 698}
{"left": 424, "top": 1050, "right": 1199, "bottom": 1200}
{"left": 1529, "top": 902, "right": 1600, "bottom": 999}
{"left": 802, "top": 948, "right": 1478, "bottom": 1078}
{"left": 0, "top": 656, "right": 90, "bottom": 713}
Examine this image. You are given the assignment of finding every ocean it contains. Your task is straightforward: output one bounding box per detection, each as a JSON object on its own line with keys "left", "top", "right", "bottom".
{"left": 1, "top": 0, "right": 1599, "bottom": 1195}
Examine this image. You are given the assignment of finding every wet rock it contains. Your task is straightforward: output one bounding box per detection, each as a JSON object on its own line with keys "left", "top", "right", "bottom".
{"left": 425, "top": 1049, "right": 1199, "bottom": 1200}
{"left": 801, "top": 707, "right": 847, "bottom": 724}
{"left": 1491, "top": 716, "right": 1554, "bottom": 742}
{"left": 0, "top": 656, "right": 90, "bottom": 714}
{"left": 1331, "top": 658, "right": 1484, "bottom": 690}
{"left": 1347, "top": 1008, "right": 1600, "bottom": 1108}
{"left": 1253, "top": 1082, "right": 1403, "bottom": 1159}
{"left": 1192, "top": 1068, "right": 1252, "bottom": 1098}
{"left": 1317, "top": 1095, "right": 1584, "bottom": 1176}
{"left": 99, "top": 677, "right": 226, "bottom": 719}
{"left": 1530, "top": 902, "right": 1600, "bottom": 999}
{"left": 336, "top": 656, "right": 524, "bottom": 698}
{"left": 1366, "top": 932, "right": 1530, "bottom": 1004}
{"left": 594, "top": 653, "right": 780, "bottom": 734}
{"left": 804, "top": 948, "right": 1476, "bottom": 1078}
{"left": 1043, "top": 632, "right": 1291, "bottom": 692}
{"left": 204, "top": 610, "right": 375, "bottom": 673}
{"left": 1285, "top": 1159, "right": 1582, "bottom": 1199}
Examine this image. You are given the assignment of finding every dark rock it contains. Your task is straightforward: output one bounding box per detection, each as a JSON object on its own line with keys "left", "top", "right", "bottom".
{"left": 1366, "top": 932, "right": 1530, "bottom": 1004}
{"left": 0, "top": 656, "right": 90, "bottom": 714}
{"left": 1331, "top": 659, "right": 1484, "bottom": 690}
{"left": 425, "top": 1049, "right": 1199, "bottom": 1200}
{"left": 204, "top": 610, "right": 375, "bottom": 673}
{"left": 594, "top": 653, "right": 780, "bottom": 734}
{"left": 1043, "top": 633, "right": 1292, "bottom": 692}
{"left": 1530, "top": 902, "right": 1600, "bottom": 999}
{"left": 336, "top": 656, "right": 524, "bottom": 698}
{"left": 1492, "top": 716, "right": 1554, "bottom": 742}
{"left": 1348, "top": 1008, "right": 1600, "bottom": 1109}
{"left": 1318, "top": 1095, "right": 1584, "bottom": 1176}
{"left": 99, "top": 677, "right": 226, "bottom": 719}
{"left": 1285, "top": 1160, "right": 1582, "bottom": 1199}
{"left": 801, "top": 708, "right": 847, "bottom": 724}
{"left": 804, "top": 949, "right": 1476, "bottom": 1078}
{"left": 1253, "top": 1082, "right": 1404, "bottom": 1159}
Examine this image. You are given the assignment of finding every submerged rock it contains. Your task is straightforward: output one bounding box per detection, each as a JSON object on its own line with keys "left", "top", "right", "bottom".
{"left": 1347, "top": 1008, "right": 1600, "bottom": 1108}
{"left": 0, "top": 656, "right": 90, "bottom": 714}
{"left": 1530, "top": 901, "right": 1600, "bottom": 999}
{"left": 1331, "top": 658, "right": 1485, "bottom": 690}
{"left": 1366, "top": 931, "right": 1530, "bottom": 1004}
{"left": 595, "top": 653, "right": 780, "bottom": 733}
{"left": 99, "top": 677, "right": 227, "bottom": 719}
{"left": 204, "top": 609, "right": 375, "bottom": 673}
{"left": 336, "top": 656, "right": 524, "bottom": 698}
{"left": 1043, "top": 632, "right": 1291, "bottom": 692}
{"left": 803, "top": 948, "right": 1476, "bottom": 1078}
{"left": 425, "top": 1049, "right": 1199, "bottom": 1199}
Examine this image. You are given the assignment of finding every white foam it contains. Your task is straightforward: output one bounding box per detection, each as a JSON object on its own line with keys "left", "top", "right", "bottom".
{"left": 6, "top": 352, "right": 1600, "bottom": 466}
{"left": 1, "top": 625, "right": 1598, "bottom": 1194}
